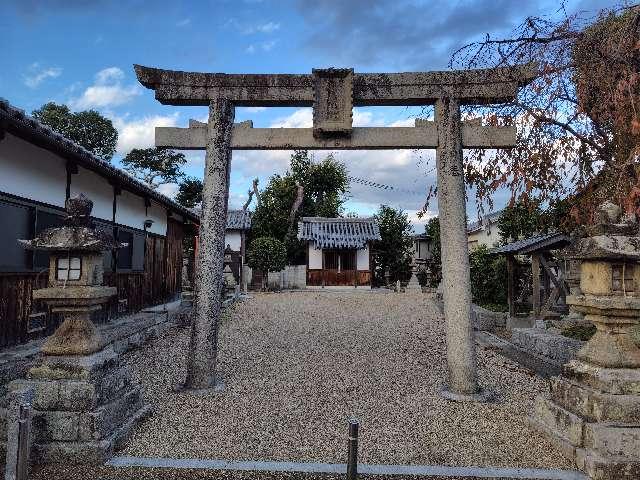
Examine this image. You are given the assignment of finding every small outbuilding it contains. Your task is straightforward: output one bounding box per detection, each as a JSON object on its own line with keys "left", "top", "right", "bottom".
{"left": 493, "top": 232, "right": 571, "bottom": 320}
{"left": 297, "top": 217, "right": 381, "bottom": 287}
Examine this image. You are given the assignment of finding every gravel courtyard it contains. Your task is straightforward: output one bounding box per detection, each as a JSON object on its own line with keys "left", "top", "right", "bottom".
{"left": 120, "top": 291, "right": 572, "bottom": 469}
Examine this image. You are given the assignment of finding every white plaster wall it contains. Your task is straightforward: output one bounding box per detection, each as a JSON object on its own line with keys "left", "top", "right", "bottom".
{"left": 146, "top": 201, "right": 167, "bottom": 236}
{"left": 357, "top": 245, "right": 370, "bottom": 270}
{"left": 225, "top": 231, "right": 242, "bottom": 251}
{"left": 0, "top": 133, "right": 66, "bottom": 207}
{"left": 70, "top": 166, "right": 114, "bottom": 222}
{"left": 308, "top": 242, "right": 322, "bottom": 269}
{"left": 468, "top": 221, "right": 502, "bottom": 250}
{"left": 116, "top": 190, "right": 147, "bottom": 231}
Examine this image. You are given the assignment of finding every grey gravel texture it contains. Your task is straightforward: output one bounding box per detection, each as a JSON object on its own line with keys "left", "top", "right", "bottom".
{"left": 119, "top": 292, "right": 571, "bottom": 468}
{"left": 31, "top": 291, "right": 573, "bottom": 479}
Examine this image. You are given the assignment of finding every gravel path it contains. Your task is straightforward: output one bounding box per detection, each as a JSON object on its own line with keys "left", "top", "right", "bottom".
{"left": 119, "top": 291, "right": 572, "bottom": 469}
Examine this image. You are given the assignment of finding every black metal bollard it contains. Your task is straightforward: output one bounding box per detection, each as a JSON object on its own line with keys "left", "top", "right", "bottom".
{"left": 346, "top": 419, "right": 359, "bottom": 480}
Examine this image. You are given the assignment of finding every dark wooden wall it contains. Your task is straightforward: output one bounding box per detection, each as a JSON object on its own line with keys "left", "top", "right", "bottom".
{"left": 307, "top": 269, "right": 371, "bottom": 287}
{"left": 0, "top": 220, "right": 186, "bottom": 349}
{"left": 0, "top": 272, "right": 49, "bottom": 348}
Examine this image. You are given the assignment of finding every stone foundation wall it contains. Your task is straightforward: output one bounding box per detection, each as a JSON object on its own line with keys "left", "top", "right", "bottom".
{"left": 471, "top": 305, "right": 507, "bottom": 332}
{"left": 511, "top": 328, "right": 584, "bottom": 366}
{"left": 267, "top": 265, "right": 307, "bottom": 290}
{"left": 0, "top": 302, "right": 183, "bottom": 464}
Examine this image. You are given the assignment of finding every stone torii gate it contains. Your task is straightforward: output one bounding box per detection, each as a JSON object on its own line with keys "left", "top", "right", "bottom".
{"left": 134, "top": 64, "right": 535, "bottom": 399}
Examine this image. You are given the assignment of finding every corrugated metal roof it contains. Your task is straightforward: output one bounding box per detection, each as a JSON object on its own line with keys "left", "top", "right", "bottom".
{"left": 227, "top": 209, "right": 252, "bottom": 230}
{"left": 297, "top": 217, "right": 381, "bottom": 249}
{"left": 492, "top": 232, "right": 571, "bottom": 255}
{"left": 0, "top": 97, "right": 198, "bottom": 223}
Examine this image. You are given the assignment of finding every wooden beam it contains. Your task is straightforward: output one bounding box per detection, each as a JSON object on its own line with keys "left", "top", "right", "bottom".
{"left": 156, "top": 120, "right": 516, "bottom": 151}
{"left": 532, "top": 253, "right": 541, "bottom": 318}
{"left": 539, "top": 254, "right": 569, "bottom": 296}
{"left": 506, "top": 255, "right": 516, "bottom": 318}
{"left": 134, "top": 64, "right": 537, "bottom": 107}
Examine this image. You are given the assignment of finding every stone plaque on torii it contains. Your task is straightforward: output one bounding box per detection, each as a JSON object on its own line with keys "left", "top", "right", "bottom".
{"left": 135, "top": 64, "right": 535, "bottom": 399}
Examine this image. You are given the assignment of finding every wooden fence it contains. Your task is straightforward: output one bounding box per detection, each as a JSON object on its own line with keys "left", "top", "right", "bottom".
{"left": 0, "top": 220, "right": 185, "bottom": 349}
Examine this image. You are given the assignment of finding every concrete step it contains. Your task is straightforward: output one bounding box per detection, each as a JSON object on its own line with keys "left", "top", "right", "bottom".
{"left": 95, "top": 457, "right": 588, "bottom": 480}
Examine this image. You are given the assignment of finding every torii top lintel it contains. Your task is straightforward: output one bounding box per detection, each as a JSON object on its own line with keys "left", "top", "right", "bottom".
{"left": 133, "top": 64, "right": 537, "bottom": 108}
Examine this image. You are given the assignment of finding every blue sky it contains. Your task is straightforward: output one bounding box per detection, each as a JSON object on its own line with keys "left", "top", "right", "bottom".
{"left": 1, "top": 0, "right": 614, "bottom": 231}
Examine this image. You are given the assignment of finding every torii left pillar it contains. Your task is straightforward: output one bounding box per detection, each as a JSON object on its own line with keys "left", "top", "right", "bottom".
{"left": 185, "top": 98, "right": 235, "bottom": 390}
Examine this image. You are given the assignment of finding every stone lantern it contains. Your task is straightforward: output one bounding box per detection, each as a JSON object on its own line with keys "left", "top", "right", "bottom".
{"left": 19, "top": 195, "right": 120, "bottom": 356}
{"left": 532, "top": 201, "right": 640, "bottom": 479}
{"left": 8, "top": 194, "right": 150, "bottom": 464}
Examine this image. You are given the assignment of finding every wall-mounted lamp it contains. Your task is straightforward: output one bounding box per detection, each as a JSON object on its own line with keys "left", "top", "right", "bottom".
{"left": 144, "top": 219, "right": 154, "bottom": 229}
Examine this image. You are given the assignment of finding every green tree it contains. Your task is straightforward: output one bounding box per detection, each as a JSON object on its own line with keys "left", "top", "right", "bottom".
{"left": 497, "top": 197, "right": 574, "bottom": 244}
{"left": 122, "top": 148, "right": 186, "bottom": 189}
{"left": 176, "top": 177, "right": 203, "bottom": 209}
{"left": 469, "top": 244, "right": 508, "bottom": 310}
{"left": 247, "top": 237, "right": 287, "bottom": 290}
{"left": 32, "top": 102, "right": 117, "bottom": 162}
{"left": 425, "top": 216, "right": 442, "bottom": 287}
{"left": 497, "top": 199, "right": 544, "bottom": 244}
{"left": 250, "top": 150, "right": 349, "bottom": 263}
{"left": 372, "top": 205, "right": 414, "bottom": 286}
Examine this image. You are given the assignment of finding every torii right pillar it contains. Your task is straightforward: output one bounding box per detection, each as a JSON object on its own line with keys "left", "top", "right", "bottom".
{"left": 435, "top": 97, "right": 485, "bottom": 401}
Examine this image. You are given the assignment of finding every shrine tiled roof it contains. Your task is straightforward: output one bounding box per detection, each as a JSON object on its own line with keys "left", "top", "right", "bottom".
{"left": 226, "top": 210, "right": 252, "bottom": 230}
{"left": 297, "top": 217, "right": 381, "bottom": 249}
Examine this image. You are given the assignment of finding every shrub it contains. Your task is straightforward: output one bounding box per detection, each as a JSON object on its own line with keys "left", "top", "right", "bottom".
{"left": 247, "top": 237, "right": 287, "bottom": 291}
{"left": 561, "top": 324, "right": 596, "bottom": 341}
{"left": 469, "top": 244, "right": 508, "bottom": 308}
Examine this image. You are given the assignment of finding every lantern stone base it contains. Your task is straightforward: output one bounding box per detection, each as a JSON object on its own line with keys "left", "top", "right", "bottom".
{"left": 531, "top": 359, "right": 640, "bottom": 479}
{"left": 7, "top": 346, "right": 150, "bottom": 464}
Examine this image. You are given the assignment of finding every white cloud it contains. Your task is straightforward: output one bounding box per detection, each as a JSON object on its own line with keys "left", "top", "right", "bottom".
{"left": 112, "top": 112, "right": 180, "bottom": 154}
{"left": 270, "top": 108, "right": 312, "bottom": 128}
{"left": 176, "top": 18, "right": 191, "bottom": 27}
{"left": 254, "top": 21, "right": 280, "bottom": 33}
{"left": 262, "top": 40, "right": 277, "bottom": 51}
{"left": 24, "top": 63, "right": 62, "bottom": 88}
{"left": 239, "top": 20, "right": 280, "bottom": 34}
{"left": 246, "top": 40, "right": 277, "bottom": 54}
{"left": 95, "top": 67, "right": 123, "bottom": 84}
{"left": 240, "top": 106, "right": 267, "bottom": 113}
{"left": 158, "top": 183, "right": 179, "bottom": 198}
{"left": 69, "top": 67, "right": 141, "bottom": 110}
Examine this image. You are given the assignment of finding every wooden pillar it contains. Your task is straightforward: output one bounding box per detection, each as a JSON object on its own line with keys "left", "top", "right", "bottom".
{"left": 532, "top": 253, "right": 541, "bottom": 318}
{"left": 185, "top": 98, "right": 234, "bottom": 391}
{"left": 506, "top": 254, "right": 516, "bottom": 318}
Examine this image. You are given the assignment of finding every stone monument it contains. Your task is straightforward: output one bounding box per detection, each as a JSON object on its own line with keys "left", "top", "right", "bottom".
{"left": 531, "top": 202, "right": 640, "bottom": 479}
{"left": 8, "top": 195, "right": 150, "bottom": 464}
{"left": 406, "top": 272, "right": 422, "bottom": 293}
{"left": 223, "top": 264, "right": 236, "bottom": 290}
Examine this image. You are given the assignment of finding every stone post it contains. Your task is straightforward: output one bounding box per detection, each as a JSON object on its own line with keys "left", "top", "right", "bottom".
{"left": 435, "top": 98, "right": 481, "bottom": 400}
{"left": 4, "top": 387, "right": 34, "bottom": 480}
{"left": 185, "top": 98, "right": 234, "bottom": 391}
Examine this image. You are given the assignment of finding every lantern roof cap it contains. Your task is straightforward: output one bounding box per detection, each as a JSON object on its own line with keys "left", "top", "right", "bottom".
{"left": 18, "top": 194, "right": 125, "bottom": 252}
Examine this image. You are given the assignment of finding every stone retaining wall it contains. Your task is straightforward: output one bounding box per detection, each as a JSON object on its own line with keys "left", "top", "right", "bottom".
{"left": 0, "top": 302, "right": 186, "bottom": 466}
{"left": 471, "top": 305, "right": 508, "bottom": 332}
{"left": 511, "top": 328, "right": 584, "bottom": 366}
